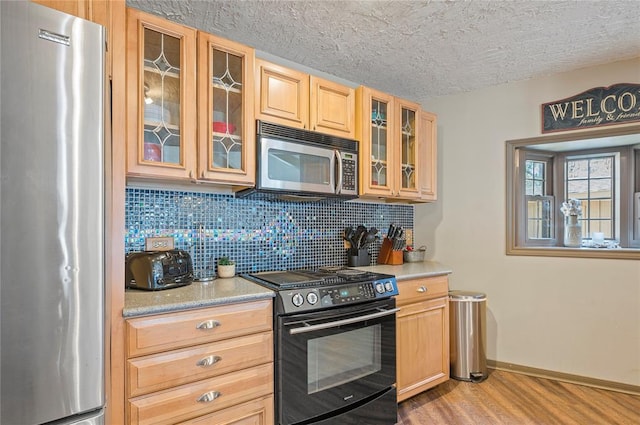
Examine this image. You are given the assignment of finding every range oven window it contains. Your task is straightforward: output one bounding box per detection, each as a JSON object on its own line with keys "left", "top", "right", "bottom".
{"left": 307, "top": 324, "right": 381, "bottom": 394}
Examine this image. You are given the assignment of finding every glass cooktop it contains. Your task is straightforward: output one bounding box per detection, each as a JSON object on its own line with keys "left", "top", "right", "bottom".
{"left": 245, "top": 267, "right": 390, "bottom": 289}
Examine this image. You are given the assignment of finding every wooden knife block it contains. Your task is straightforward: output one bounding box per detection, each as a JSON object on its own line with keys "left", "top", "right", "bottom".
{"left": 378, "top": 237, "right": 403, "bottom": 265}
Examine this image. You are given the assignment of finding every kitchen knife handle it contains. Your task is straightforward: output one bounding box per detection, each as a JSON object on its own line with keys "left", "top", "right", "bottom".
{"left": 196, "top": 319, "right": 221, "bottom": 330}
{"left": 197, "top": 355, "right": 222, "bottom": 367}
{"left": 197, "top": 391, "right": 221, "bottom": 403}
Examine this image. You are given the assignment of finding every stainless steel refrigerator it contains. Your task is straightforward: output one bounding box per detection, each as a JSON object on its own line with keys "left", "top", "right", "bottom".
{"left": 1, "top": 2, "right": 105, "bottom": 424}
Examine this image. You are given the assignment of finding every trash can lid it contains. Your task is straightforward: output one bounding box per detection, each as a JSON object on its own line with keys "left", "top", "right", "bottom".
{"left": 449, "top": 290, "right": 487, "bottom": 301}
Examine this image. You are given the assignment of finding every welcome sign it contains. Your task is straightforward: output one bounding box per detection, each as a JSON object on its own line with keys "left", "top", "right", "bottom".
{"left": 542, "top": 83, "right": 640, "bottom": 133}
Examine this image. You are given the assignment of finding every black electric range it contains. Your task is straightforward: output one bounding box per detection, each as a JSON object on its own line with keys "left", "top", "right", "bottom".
{"left": 244, "top": 266, "right": 398, "bottom": 314}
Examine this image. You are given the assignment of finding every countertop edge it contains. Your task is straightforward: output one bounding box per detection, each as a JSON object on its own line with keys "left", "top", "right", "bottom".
{"left": 123, "top": 291, "right": 274, "bottom": 318}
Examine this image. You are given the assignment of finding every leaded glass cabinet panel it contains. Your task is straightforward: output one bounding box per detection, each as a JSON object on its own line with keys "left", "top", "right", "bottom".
{"left": 396, "top": 99, "right": 421, "bottom": 199}
{"left": 197, "top": 33, "right": 255, "bottom": 185}
{"left": 126, "top": 9, "right": 197, "bottom": 179}
{"left": 356, "top": 86, "right": 396, "bottom": 197}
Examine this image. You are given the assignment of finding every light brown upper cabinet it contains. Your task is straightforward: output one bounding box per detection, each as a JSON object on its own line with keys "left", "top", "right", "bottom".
{"left": 310, "top": 77, "right": 355, "bottom": 138}
{"left": 32, "top": 0, "right": 91, "bottom": 20}
{"left": 197, "top": 33, "right": 255, "bottom": 185}
{"left": 395, "top": 98, "right": 421, "bottom": 200}
{"left": 126, "top": 8, "right": 197, "bottom": 180}
{"left": 255, "top": 59, "right": 356, "bottom": 139}
{"left": 356, "top": 86, "right": 422, "bottom": 201}
{"left": 126, "top": 9, "right": 255, "bottom": 187}
{"left": 418, "top": 111, "right": 438, "bottom": 201}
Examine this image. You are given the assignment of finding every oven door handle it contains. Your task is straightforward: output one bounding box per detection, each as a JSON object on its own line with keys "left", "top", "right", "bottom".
{"left": 289, "top": 307, "right": 400, "bottom": 335}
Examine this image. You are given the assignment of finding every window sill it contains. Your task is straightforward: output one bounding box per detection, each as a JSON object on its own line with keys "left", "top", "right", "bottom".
{"left": 506, "top": 245, "right": 640, "bottom": 260}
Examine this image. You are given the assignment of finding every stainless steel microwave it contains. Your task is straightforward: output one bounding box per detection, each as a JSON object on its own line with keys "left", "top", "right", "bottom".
{"left": 238, "top": 121, "right": 358, "bottom": 200}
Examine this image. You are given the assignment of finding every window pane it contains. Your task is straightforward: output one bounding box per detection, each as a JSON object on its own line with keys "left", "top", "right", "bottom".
{"left": 527, "top": 197, "right": 553, "bottom": 239}
{"left": 589, "top": 157, "right": 612, "bottom": 178}
{"left": 590, "top": 178, "right": 611, "bottom": 197}
{"left": 589, "top": 199, "right": 612, "bottom": 219}
{"left": 533, "top": 181, "right": 543, "bottom": 196}
{"left": 533, "top": 162, "right": 544, "bottom": 179}
{"left": 567, "top": 159, "right": 588, "bottom": 179}
{"left": 525, "top": 161, "right": 533, "bottom": 179}
{"left": 567, "top": 180, "right": 587, "bottom": 198}
{"left": 525, "top": 160, "right": 547, "bottom": 196}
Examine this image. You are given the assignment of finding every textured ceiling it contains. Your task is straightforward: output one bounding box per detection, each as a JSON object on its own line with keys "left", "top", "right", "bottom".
{"left": 128, "top": 0, "right": 640, "bottom": 100}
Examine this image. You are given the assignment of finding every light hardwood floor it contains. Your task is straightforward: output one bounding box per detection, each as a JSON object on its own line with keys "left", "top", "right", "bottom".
{"left": 398, "top": 369, "right": 640, "bottom": 424}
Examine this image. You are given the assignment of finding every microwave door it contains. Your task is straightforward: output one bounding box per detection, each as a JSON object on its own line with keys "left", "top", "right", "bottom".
{"left": 260, "top": 137, "right": 336, "bottom": 194}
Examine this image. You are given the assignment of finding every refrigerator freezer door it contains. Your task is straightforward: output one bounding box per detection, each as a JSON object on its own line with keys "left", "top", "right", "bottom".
{"left": 0, "top": 2, "right": 105, "bottom": 425}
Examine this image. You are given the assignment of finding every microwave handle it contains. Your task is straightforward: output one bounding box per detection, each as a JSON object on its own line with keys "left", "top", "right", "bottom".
{"left": 335, "top": 150, "right": 343, "bottom": 194}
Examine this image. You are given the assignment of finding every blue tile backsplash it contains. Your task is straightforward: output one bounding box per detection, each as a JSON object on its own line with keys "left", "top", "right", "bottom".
{"left": 125, "top": 188, "right": 413, "bottom": 279}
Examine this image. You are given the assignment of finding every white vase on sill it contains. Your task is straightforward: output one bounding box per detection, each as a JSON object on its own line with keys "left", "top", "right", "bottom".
{"left": 564, "top": 215, "right": 582, "bottom": 247}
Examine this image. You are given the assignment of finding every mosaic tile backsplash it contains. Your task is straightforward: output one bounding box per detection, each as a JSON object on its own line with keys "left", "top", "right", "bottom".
{"left": 125, "top": 188, "right": 413, "bottom": 279}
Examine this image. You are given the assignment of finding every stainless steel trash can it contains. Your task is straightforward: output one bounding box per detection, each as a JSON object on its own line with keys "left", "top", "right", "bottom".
{"left": 449, "top": 290, "right": 487, "bottom": 382}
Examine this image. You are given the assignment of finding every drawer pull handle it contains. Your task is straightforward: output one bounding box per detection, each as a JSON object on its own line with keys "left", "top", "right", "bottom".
{"left": 196, "top": 320, "right": 220, "bottom": 330}
{"left": 196, "top": 355, "right": 221, "bottom": 367}
{"left": 197, "top": 391, "right": 221, "bottom": 403}
{"left": 417, "top": 286, "right": 427, "bottom": 293}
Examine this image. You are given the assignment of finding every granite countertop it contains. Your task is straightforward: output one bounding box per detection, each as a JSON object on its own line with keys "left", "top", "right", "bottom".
{"left": 355, "top": 260, "right": 452, "bottom": 280}
{"left": 123, "top": 261, "right": 451, "bottom": 318}
{"left": 123, "top": 276, "right": 274, "bottom": 318}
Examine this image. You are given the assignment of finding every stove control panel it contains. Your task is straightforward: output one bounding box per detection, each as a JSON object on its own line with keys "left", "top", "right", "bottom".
{"left": 280, "top": 277, "right": 398, "bottom": 313}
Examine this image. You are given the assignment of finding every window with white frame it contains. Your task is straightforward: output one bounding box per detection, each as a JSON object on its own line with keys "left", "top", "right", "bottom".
{"left": 523, "top": 155, "right": 555, "bottom": 243}
{"left": 565, "top": 153, "right": 619, "bottom": 241}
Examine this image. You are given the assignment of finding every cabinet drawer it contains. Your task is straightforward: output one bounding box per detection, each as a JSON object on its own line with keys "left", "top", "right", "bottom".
{"left": 396, "top": 275, "right": 448, "bottom": 306}
{"left": 128, "top": 363, "right": 273, "bottom": 425}
{"left": 128, "top": 331, "right": 273, "bottom": 397}
{"left": 126, "top": 300, "right": 272, "bottom": 357}
{"left": 177, "top": 395, "right": 274, "bottom": 425}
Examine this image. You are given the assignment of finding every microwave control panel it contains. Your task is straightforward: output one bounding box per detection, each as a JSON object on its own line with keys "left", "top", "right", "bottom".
{"left": 340, "top": 152, "right": 357, "bottom": 194}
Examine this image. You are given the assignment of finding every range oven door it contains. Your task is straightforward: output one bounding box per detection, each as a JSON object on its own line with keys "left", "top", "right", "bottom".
{"left": 277, "top": 298, "right": 397, "bottom": 425}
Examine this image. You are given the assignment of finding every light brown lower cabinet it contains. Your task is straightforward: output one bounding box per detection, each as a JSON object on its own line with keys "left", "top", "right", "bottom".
{"left": 125, "top": 300, "right": 274, "bottom": 425}
{"left": 177, "top": 395, "right": 274, "bottom": 425}
{"left": 396, "top": 275, "right": 450, "bottom": 402}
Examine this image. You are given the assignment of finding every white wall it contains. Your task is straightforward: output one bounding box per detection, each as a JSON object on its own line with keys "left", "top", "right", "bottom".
{"left": 415, "top": 57, "right": 640, "bottom": 386}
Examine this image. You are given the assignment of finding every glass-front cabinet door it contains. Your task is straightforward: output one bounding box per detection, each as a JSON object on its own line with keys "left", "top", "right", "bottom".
{"left": 356, "top": 86, "right": 396, "bottom": 197}
{"left": 197, "top": 33, "right": 255, "bottom": 185}
{"left": 126, "top": 9, "right": 197, "bottom": 179}
{"left": 396, "top": 99, "right": 421, "bottom": 199}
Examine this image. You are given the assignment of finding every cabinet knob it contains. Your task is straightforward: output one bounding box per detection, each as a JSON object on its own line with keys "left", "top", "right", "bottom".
{"left": 197, "top": 391, "right": 221, "bottom": 403}
{"left": 417, "top": 286, "right": 427, "bottom": 293}
{"left": 196, "top": 319, "right": 221, "bottom": 330}
{"left": 196, "top": 355, "right": 222, "bottom": 367}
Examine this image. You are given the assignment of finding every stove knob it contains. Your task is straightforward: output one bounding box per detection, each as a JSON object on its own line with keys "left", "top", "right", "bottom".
{"left": 385, "top": 282, "right": 395, "bottom": 292}
{"left": 292, "top": 293, "right": 304, "bottom": 307}
{"left": 307, "top": 292, "right": 318, "bottom": 305}
{"left": 375, "top": 283, "right": 385, "bottom": 294}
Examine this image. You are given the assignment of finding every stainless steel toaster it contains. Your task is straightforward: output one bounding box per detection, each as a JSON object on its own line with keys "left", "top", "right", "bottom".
{"left": 125, "top": 249, "right": 193, "bottom": 290}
